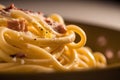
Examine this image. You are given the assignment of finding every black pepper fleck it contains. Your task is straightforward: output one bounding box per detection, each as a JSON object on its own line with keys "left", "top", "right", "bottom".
{"left": 34, "top": 38, "right": 37, "bottom": 40}
{"left": 41, "top": 28, "right": 43, "bottom": 31}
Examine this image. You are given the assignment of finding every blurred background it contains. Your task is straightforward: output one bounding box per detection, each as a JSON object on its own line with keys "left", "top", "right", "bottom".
{"left": 0, "top": 0, "right": 120, "bottom": 31}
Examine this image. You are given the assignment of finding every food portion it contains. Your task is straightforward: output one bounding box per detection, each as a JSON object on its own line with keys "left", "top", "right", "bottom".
{"left": 0, "top": 4, "right": 106, "bottom": 73}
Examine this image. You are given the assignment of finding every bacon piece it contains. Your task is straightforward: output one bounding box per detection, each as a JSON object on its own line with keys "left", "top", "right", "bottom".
{"left": 53, "top": 24, "right": 67, "bottom": 33}
{"left": 7, "top": 19, "right": 28, "bottom": 32}
{"left": 45, "top": 18, "right": 52, "bottom": 25}
{"left": 45, "top": 18, "right": 67, "bottom": 34}
{"left": 10, "top": 52, "right": 26, "bottom": 58}
{"left": 3, "top": 4, "right": 43, "bottom": 15}
{"left": 3, "top": 4, "right": 16, "bottom": 11}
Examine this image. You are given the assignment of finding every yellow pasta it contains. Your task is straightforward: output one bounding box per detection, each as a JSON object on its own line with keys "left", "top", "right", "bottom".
{"left": 0, "top": 4, "right": 106, "bottom": 73}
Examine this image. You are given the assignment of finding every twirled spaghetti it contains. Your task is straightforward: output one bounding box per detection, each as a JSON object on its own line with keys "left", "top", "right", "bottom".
{"left": 0, "top": 4, "right": 106, "bottom": 73}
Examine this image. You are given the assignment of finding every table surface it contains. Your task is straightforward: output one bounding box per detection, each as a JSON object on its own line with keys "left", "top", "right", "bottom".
{"left": 1, "top": 0, "right": 120, "bottom": 31}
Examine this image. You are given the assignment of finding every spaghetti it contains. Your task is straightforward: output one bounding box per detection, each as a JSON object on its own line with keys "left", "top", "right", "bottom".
{"left": 0, "top": 4, "right": 106, "bottom": 73}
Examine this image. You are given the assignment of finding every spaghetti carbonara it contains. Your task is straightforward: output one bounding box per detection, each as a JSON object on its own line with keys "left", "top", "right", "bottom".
{"left": 0, "top": 4, "right": 106, "bottom": 73}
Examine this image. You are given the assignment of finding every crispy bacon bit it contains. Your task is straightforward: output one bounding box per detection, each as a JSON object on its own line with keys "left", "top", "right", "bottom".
{"left": 2, "top": 4, "right": 43, "bottom": 15}
{"left": 45, "top": 18, "right": 52, "bottom": 25}
{"left": 45, "top": 18, "right": 67, "bottom": 34}
{"left": 10, "top": 52, "right": 26, "bottom": 58}
{"left": 18, "top": 8, "right": 44, "bottom": 15}
{"left": 53, "top": 24, "right": 67, "bottom": 33}
{"left": 3, "top": 4, "right": 16, "bottom": 11}
{"left": 7, "top": 19, "right": 28, "bottom": 32}
{"left": 19, "top": 8, "right": 34, "bottom": 14}
{"left": 38, "top": 12, "right": 43, "bottom": 14}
